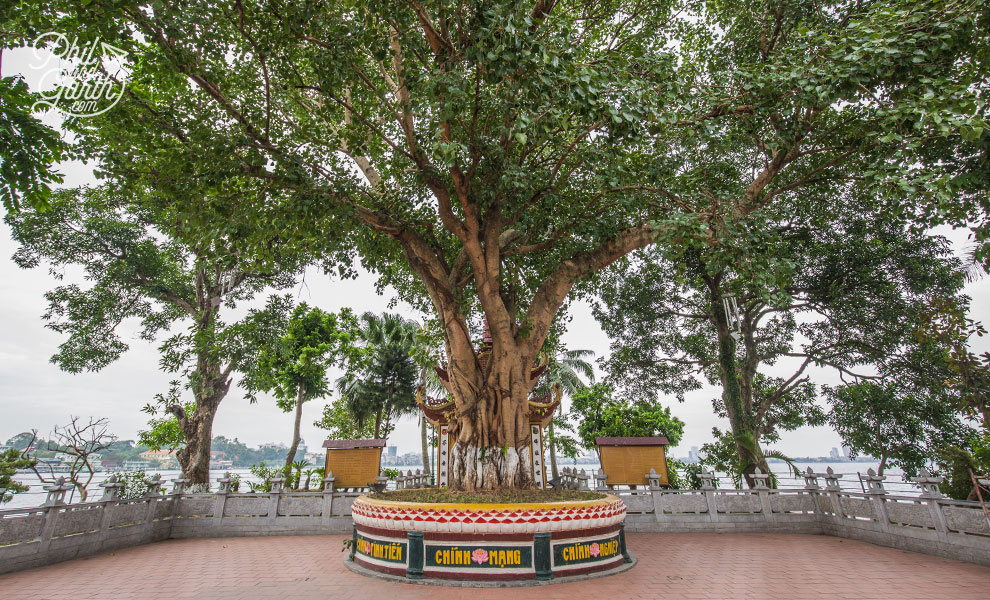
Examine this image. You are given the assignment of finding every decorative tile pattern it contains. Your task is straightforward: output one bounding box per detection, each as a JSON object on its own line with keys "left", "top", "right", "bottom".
{"left": 351, "top": 495, "right": 627, "bottom": 534}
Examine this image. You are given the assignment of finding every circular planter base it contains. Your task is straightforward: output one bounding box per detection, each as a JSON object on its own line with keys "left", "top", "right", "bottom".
{"left": 344, "top": 550, "right": 637, "bottom": 587}
{"left": 347, "top": 493, "right": 633, "bottom": 584}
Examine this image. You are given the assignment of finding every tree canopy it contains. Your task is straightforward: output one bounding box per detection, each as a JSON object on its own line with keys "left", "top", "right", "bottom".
{"left": 242, "top": 303, "right": 362, "bottom": 466}
{"left": 5, "top": 184, "right": 312, "bottom": 483}
{"left": 6, "top": 0, "right": 988, "bottom": 489}
{"left": 567, "top": 383, "right": 685, "bottom": 455}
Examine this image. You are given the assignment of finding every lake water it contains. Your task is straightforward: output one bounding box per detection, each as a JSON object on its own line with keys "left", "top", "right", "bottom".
{"left": 1, "top": 461, "right": 910, "bottom": 510}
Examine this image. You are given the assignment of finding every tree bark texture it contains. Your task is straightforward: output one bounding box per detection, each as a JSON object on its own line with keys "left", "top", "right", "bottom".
{"left": 170, "top": 357, "right": 231, "bottom": 485}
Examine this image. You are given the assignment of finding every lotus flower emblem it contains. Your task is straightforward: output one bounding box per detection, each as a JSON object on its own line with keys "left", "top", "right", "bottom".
{"left": 472, "top": 548, "right": 489, "bottom": 564}
{"left": 589, "top": 543, "right": 600, "bottom": 557}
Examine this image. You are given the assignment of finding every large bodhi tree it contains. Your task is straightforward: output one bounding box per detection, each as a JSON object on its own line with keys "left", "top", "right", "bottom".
{"left": 37, "top": 0, "right": 987, "bottom": 489}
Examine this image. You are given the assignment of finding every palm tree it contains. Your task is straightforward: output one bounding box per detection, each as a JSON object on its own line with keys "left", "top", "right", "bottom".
{"left": 337, "top": 313, "right": 420, "bottom": 444}
{"left": 534, "top": 349, "right": 595, "bottom": 479}
{"left": 408, "top": 324, "right": 446, "bottom": 476}
{"left": 303, "top": 467, "right": 323, "bottom": 491}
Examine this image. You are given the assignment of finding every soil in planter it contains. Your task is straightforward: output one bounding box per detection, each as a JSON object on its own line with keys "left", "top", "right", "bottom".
{"left": 369, "top": 489, "right": 606, "bottom": 504}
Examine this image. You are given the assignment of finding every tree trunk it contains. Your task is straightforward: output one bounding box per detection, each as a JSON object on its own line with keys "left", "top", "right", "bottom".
{"left": 549, "top": 420, "right": 559, "bottom": 480}
{"left": 878, "top": 454, "right": 887, "bottom": 476}
{"left": 171, "top": 365, "right": 230, "bottom": 487}
{"left": 285, "top": 385, "right": 306, "bottom": 470}
{"left": 175, "top": 407, "right": 217, "bottom": 486}
{"left": 420, "top": 416, "right": 432, "bottom": 476}
{"left": 443, "top": 339, "right": 536, "bottom": 491}
{"left": 708, "top": 277, "right": 768, "bottom": 488}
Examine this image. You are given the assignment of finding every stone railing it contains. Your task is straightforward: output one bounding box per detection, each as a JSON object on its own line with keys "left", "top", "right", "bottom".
{"left": 615, "top": 467, "right": 990, "bottom": 566}
{"left": 0, "top": 474, "right": 361, "bottom": 574}
{"left": 2, "top": 469, "right": 988, "bottom": 575}
{"left": 394, "top": 469, "right": 432, "bottom": 489}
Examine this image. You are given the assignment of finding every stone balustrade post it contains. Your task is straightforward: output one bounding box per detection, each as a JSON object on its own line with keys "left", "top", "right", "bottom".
{"left": 171, "top": 478, "right": 190, "bottom": 495}
{"left": 43, "top": 477, "right": 72, "bottom": 506}
{"left": 750, "top": 468, "right": 773, "bottom": 524}
{"left": 647, "top": 468, "right": 663, "bottom": 489}
{"left": 96, "top": 475, "right": 122, "bottom": 544}
{"left": 212, "top": 475, "right": 231, "bottom": 528}
{"left": 145, "top": 474, "right": 164, "bottom": 497}
{"left": 143, "top": 474, "right": 164, "bottom": 537}
{"left": 169, "top": 478, "right": 189, "bottom": 522}
{"left": 821, "top": 467, "right": 844, "bottom": 517}
{"left": 910, "top": 468, "right": 943, "bottom": 499}
{"left": 99, "top": 474, "right": 123, "bottom": 501}
{"left": 577, "top": 469, "right": 590, "bottom": 491}
{"left": 647, "top": 469, "right": 667, "bottom": 523}
{"left": 215, "top": 475, "right": 232, "bottom": 494}
{"left": 321, "top": 473, "right": 336, "bottom": 524}
{"left": 911, "top": 468, "right": 949, "bottom": 539}
{"left": 594, "top": 468, "right": 608, "bottom": 491}
{"left": 267, "top": 478, "right": 284, "bottom": 523}
{"left": 801, "top": 467, "right": 826, "bottom": 517}
{"left": 699, "top": 469, "right": 720, "bottom": 523}
{"left": 751, "top": 468, "right": 770, "bottom": 489}
{"left": 862, "top": 468, "right": 891, "bottom": 533}
{"left": 39, "top": 477, "right": 72, "bottom": 552}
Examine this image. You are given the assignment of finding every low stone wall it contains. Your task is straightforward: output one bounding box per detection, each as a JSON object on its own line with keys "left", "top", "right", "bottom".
{"left": 2, "top": 471, "right": 989, "bottom": 574}
{"left": 0, "top": 477, "right": 363, "bottom": 574}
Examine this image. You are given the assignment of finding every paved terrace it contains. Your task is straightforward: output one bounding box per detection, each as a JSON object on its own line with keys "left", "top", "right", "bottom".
{"left": 0, "top": 533, "right": 986, "bottom": 599}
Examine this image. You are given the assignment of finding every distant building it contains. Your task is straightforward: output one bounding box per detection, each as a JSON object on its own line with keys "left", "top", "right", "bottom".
{"left": 388, "top": 446, "right": 397, "bottom": 457}
{"left": 688, "top": 446, "right": 700, "bottom": 461}
{"left": 123, "top": 460, "right": 152, "bottom": 471}
{"left": 842, "top": 446, "right": 852, "bottom": 459}
{"left": 140, "top": 449, "right": 178, "bottom": 468}
{"left": 829, "top": 447, "right": 840, "bottom": 459}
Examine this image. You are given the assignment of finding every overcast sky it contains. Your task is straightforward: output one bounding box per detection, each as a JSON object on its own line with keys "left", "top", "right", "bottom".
{"left": 2, "top": 43, "right": 987, "bottom": 459}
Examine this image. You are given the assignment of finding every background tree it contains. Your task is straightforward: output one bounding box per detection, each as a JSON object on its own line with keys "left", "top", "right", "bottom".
{"left": 917, "top": 298, "right": 990, "bottom": 431}
{"left": 337, "top": 313, "right": 420, "bottom": 443}
{"left": 0, "top": 448, "right": 37, "bottom": 504}
{"left": 20, "top": 417, "right": 117, "bottom": 502}
{"left": 936, "top": 434, "right": 990, "bottom": 501}
{"left": 533, "top": 347, "right": 595, "bottom": 479}
{"left": 567, "top": 383, "right": 684, "bottom": 460}
{"left": 6, "top": 186, "right": 311, "bottom": 485}
{"left": 408, "top": 322, "right": 447, "bottom": 475}
{"left": 827, "top": 380, "right": 974, "bottom": 477}
{"left": 595, "top": 215, "right": 965, "bottom": 485}
{"left": 25, "top": 0, "right": 988, "bottom": 489}
{"left": 0, "top": 17, "right": 70, "bottom": 213}
{"left": 4, "top": 432, "right": 44, "bottom": 450}
{"left": 242, "top": 303, "right": 361, "bottom": 468}
{"left": 314, "top": 397, "right": 377, "bottom": 441}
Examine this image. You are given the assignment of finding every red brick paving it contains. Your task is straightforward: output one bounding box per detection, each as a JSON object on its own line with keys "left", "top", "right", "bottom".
{"left": 0, "top": 533, "right": 986, "bottom": 599}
